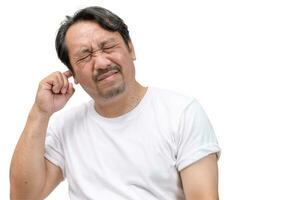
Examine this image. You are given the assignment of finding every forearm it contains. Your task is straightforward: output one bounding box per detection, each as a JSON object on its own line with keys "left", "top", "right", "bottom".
{"left": 10, "top": 105, "right": 50, "bottom": 199}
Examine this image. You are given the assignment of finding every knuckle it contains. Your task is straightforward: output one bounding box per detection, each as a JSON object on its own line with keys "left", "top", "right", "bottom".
{"left": 51, "top": 71, "right": 60, "bottom": 76}
{"left": 52, "top": 71, "right": 62, "bottom": 78}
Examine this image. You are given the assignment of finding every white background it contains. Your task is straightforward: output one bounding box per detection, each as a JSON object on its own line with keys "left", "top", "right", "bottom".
{"left": 1, "top": 0, "right": 295, "bottom": 199}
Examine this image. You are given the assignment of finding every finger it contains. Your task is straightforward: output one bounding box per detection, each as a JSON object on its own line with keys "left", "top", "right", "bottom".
{"left": 63, "top": 70, "right": 73, "bottom": 78}
{"left": 57, "top": 72, "right": 65, "bottom": 93}
{"left": 61, "top": 73, "right": 69, "bottom": 94}
{"left": 52, "top": 72, "right": 64, "bottom": 94}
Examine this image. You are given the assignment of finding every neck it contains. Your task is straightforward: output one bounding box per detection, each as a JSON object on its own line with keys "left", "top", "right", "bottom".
{"left": 94, "top": 82, "right": 147, "bottom": 118}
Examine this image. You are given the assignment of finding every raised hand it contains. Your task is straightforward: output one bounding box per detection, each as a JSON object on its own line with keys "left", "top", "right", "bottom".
{"left": 34, "top": 71, "right": 75, "bottom": 117}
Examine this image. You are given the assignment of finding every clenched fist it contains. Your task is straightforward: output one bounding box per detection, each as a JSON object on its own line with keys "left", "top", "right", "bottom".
{"left": 33, "top": 71, "right": 75, "bottom": 117}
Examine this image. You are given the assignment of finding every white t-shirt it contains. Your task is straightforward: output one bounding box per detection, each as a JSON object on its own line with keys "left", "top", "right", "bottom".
{"left": 45, "top": 87, "right": 220, "bottom": 200}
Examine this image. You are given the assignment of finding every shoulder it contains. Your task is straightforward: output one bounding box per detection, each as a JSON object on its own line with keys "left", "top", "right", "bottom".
{"left": 48, "top": 101, "right": 92, "bottom": 131}
{"left": 149, "top": 87, "right": 196, "bottom": 113}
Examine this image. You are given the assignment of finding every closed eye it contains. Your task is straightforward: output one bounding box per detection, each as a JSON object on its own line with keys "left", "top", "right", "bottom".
{"left": 103, "top": 46, "right": 115, "bottom": 52}
{"left": 76, "top": 54, "right": 91, "bottom": 63}
{"left": 102, "top": 43, "right": 119, "bottom": 52}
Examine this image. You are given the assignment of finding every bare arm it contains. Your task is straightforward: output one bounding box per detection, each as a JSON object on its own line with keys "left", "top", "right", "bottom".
{"left": 180, "top": 153, "right": 219, "bottom": 200}
{"left": 41, "top": 159, "right": 64, "bottom": 199}
{"left": 10, "top": 71, "right": 74, "bottom": 200}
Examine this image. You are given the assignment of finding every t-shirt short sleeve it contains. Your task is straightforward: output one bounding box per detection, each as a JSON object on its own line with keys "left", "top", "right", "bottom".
{"left": 176, "top": 99, "right": 221, "bottom": 171}
{"left": 44, "top": 123, "right": 65, "bottom": 178}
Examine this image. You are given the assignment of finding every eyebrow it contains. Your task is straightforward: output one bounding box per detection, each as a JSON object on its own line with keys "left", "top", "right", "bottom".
{"left": 74, "top": 48, "right": 90, "bottom": 57}
{"left": 101, "top": 38, "right": 118, "bottom": 46}
{"left": 73, "top": 38, "right": 119, "bottom": 57}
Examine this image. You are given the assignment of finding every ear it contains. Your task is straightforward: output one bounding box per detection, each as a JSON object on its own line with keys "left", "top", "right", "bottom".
{"left": 128, "top": 40, "right": 136, "bottom": 60}
{"left": 71, "top": 69, "right": 79, "bottom": 84}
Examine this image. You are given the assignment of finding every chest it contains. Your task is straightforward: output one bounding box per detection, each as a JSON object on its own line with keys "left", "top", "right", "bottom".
{"left": 63, "top": 117, "right": 179, "bottom": 186}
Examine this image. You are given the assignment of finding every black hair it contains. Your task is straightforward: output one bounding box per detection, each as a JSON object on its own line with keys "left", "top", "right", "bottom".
{"left": 55, "top": 6, "right": 131, "bottom": 72}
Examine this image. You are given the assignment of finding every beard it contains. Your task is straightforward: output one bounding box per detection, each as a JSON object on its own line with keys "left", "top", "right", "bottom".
{"left": 93, "top": 64, "right": 126, "bottom": 99}
{"left": 97, "top": 83, "right": 125, "bottom": 99}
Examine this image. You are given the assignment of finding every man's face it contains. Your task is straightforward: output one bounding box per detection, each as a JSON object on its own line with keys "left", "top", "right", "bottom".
{"left": 65, "top": 20, "right": 136, "bottom": 100}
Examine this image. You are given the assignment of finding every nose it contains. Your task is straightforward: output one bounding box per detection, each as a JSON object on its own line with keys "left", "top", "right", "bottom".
{"left": 92, "top": 51, "right": 113, "bottom": 70}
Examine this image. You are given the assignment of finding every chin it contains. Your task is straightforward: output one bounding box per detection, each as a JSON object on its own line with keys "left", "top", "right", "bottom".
{"left": 98, "top": 84, "right": 125, "bottom": 99}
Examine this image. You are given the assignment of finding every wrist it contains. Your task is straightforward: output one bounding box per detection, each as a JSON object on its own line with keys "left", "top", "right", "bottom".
{"left": 30, "top": 104, "right": 52, "bottom": 121}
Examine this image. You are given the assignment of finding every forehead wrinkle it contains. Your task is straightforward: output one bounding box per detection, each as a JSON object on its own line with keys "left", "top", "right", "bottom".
{"left": 79, "top": 37, "right": 120, "bottom": 52}
{"left": 66, "top": 21, "right": 122, "bottom": 53}
{"left": 68, "top": 25, "right": 97, "bottom": 57}
{"left": 68, "top": 27, "right": 121, "bottom": 57}
{"left": 73, "top": 37, "right": 119, "bottom": 57}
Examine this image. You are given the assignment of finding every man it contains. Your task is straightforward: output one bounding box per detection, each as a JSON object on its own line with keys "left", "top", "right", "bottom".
{"left": 10, "top": 6, "right": 220, "bottom": 200}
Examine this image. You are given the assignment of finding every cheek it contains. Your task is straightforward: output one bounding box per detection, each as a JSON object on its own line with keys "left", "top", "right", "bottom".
{"left": 74, "top": 64, "right": 94, "bottom": 83}
{"left": 114, "top": 52, "right": 133, "bottom": 69}
{"left": 111, "top": 49, "right": 131, "bottom": 63}
{"left": 122, "top": 62, "right": 135, "bottom": 80}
